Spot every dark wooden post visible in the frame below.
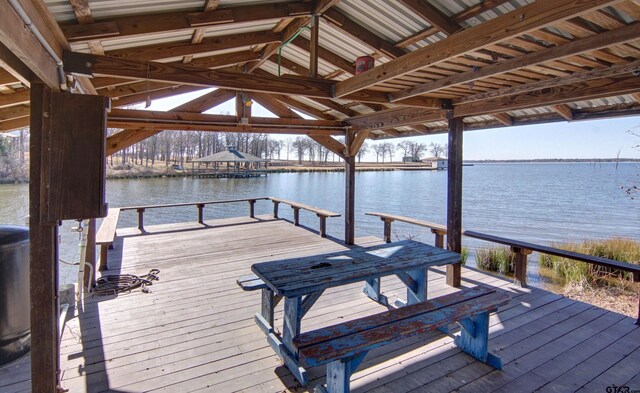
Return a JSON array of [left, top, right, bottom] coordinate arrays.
[[632, 272, 639, 325], [29, 83, 60, 393], [137, 208, 145, 231], [318, 215, 327, 237], [272, 200, 280, 218], [84, 219, 97, 289], [309, 15, 319, 77], [511, 246, 532, 287], [446, 116, 464, 287], [248, 199, 256, 218], [382, 218, 393, 243], [197, 203, 205, 224], [432, 228, 446, 249], [345, 133, 356, 245], [292, 207, 300, 226]]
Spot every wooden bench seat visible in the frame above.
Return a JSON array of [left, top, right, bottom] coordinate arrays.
[[293, 286, 510, 393], [269, 197, 340, 237], [236, 274, 267, 291], [95, 208, 120, 270]]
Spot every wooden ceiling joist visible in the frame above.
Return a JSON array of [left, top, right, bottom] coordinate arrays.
[[398, 0, 462, 36], [390, 21, 640, 101], [250, 92, 302, 119], [69, 0, 93, 24], [309, 135, 346, 159], [333, 0, 621, 98], [346, 107, 449, 131], [322, 8, 406, 59], [551, 104, 575, 120], [112, 85, 204, 108], [454, 73, 640, 117], [62, 2, 312, 42], [0, 90, 30, 109]]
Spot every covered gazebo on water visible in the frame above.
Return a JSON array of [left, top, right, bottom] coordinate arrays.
[[189, 146, 269, 178]]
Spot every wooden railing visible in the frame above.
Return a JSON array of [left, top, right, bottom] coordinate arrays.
[[270, 197, 340, 238], [366, 211, 640, 324], [119, 197, 271, 231]]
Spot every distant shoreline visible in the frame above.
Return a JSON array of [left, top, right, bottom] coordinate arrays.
[[464, 158, 640, 163]]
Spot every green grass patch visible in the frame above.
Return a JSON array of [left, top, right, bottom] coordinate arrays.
[[540, 238, 640, 287], [475, 246, 516, 276]]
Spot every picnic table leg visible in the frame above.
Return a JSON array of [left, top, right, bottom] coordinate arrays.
[[394, 268, 427, 307], [317, 352, 368, 393], [363, 278, 390, 307], [265, 296, 308, 386], [454, 310, 502, 369], [254, 288, 281, 335]]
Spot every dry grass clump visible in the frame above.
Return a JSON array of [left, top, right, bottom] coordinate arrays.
[[540, 238, 640, 286], [475, 246, 516, 276]]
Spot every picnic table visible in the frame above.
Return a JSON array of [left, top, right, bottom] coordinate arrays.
[[250, 239, 462, 385]]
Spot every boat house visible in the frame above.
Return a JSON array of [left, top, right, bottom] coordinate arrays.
[[1, 0, 640, 392]]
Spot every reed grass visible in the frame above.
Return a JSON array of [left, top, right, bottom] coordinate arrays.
[[475, 246, 516, 275], [540, 238, 640, 287]]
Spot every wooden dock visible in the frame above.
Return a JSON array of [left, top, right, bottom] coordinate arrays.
[[1, 216, 639, 392]]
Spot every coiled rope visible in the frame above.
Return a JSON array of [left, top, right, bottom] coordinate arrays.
[[93, 269, 160, 296]]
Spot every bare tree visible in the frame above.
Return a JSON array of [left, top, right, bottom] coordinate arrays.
[[357, 141, 370, 163], [372, 143, 385, 163], [397, 140, 412, 159], [429, 142, 447, 158]]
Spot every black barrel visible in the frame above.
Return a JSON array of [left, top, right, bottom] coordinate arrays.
[[0, 225, 30, 366]]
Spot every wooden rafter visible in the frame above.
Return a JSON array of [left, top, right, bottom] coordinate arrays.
[[183, 0, 220, 64], [322, 8, 406, 58], [345, 107, 449, 131], [250, 92, 302, 119], [64, 52, 442, 108], [454, 73, 640, 117], [458, 58, 640, 104], [398, 0, 461, 36], [309, 135, 346, 159], [313, 0, 341, 15], [492, 113, 513, 126], [106, 88, 236, 154], [550, 104, 574, 120], [391, 22, 640, 101], [61, 2, 312, 42], [347, 130, 370, 156], [0, 89, 30, 109], [112, 85, 204, 108], [334, 0, 621, 98]]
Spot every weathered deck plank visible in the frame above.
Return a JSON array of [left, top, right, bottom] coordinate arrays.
[[2, 216, 638, 393]]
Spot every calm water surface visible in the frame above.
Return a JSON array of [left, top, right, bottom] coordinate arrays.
[[1, 162, 638, 286]]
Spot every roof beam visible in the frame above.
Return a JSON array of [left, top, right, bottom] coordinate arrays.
[[390, 22, 640, 101], [107, 30, 281, 62], [112, 85, 204, 108], [246, 17, 312, 73], [345, 106, 449, 131], [309, 135, 346, 159], [322, 8, 406, 58], [250, 92, 302, 119], [313, 0, 341, 15], [334, 0, 621, 98], [398, 0, 461, 36], [0, 1, 59, 89], [454, 73, 640, 117], [550, 104, 574, 120], [183, 0, 220, 64], [64, 51, 334, 98], [0, 89, 30, 109], [492, 113, 513, 126], [62, 2, 312, 42], [106, 88, 235, 154], [347, 130, 370, 156], [458, 58, 640, 104]]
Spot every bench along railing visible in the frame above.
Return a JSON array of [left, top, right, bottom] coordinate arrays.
[[95, 197, 340, 270], [464, 230, 640, 325], [119, 197, 271, 231], [270, 197, 340, 238], [366, 212, 640, 324], [365, 212, 447, 247]]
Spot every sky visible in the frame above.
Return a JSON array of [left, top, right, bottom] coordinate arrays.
[[138, 88, 640, 162]]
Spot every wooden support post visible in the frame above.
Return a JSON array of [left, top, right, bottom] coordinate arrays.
[[29, 83, 60, 393], [292, 207, 300, 226], [309, 15, 319, 77], [99, 244, 108, 271], [318, 214, 327, 237], [634, 273, 640, 325], [248, 199, 256, 218], [511, 246, 532, 287], [432, 228, 445, 249], [197, 203, 205, 224], [84, 219, 97, 289], [446, 116, 463, 287], [383, 218, 392, 243], [273, 200, 280, 218], [137, 208, 145, 231], [344, 133, 355, 245]]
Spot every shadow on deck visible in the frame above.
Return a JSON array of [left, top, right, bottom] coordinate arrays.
[[2, 215, 639, 393]]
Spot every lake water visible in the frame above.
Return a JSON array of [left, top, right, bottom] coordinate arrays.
[[1, 162, 638, 286]]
